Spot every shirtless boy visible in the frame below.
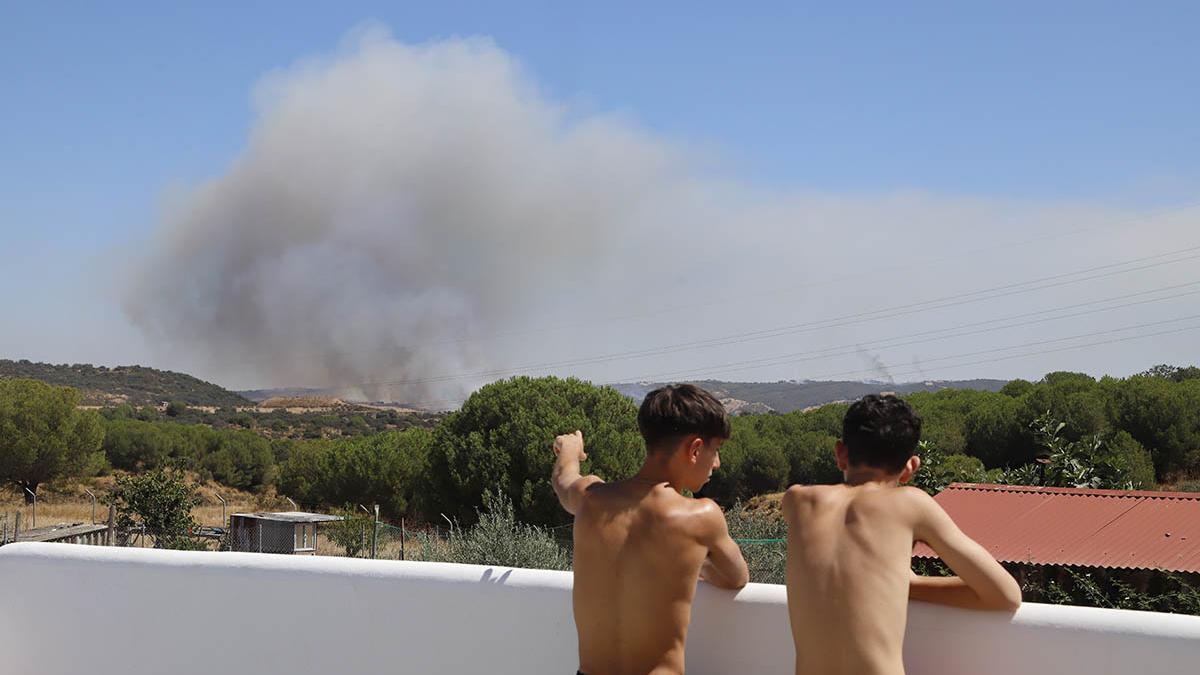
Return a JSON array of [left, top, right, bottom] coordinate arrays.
[[552, 384, 750, 675], [782, 394, 1021, 675]]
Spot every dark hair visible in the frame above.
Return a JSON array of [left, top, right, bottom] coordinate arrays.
[[841, 394, 922, 472], [638, 384, 731, 451]]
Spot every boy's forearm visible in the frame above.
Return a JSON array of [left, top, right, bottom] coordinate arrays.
[[909, 574, 1021, 611], [552, 455, 583, 498]]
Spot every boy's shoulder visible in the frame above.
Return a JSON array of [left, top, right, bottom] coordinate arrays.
[[782, 483, 930, 512], [782, 483, 834, 503], [780, 484, 840, 519]]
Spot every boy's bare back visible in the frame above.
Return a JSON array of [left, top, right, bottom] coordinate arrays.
[[571, 481, 731, 674], [783, 484, 924, 675], [783, 483, 1021, 675]]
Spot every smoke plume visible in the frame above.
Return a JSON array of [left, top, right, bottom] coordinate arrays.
[[124, 29, 700, 403], [125, 27, 1200, 405]]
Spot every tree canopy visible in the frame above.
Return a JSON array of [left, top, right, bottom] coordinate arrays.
[[0, 378, 104, 501], [424, 377, 644, 526]]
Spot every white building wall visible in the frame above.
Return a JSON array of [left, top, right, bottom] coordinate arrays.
[[1, 542, 1198, 675]]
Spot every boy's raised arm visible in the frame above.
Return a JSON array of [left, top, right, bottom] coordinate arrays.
[[909, 489, 1022, 612], [551, 431, 603, 515]]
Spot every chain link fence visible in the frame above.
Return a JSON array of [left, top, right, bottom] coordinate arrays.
[[315, 498, 789, 584]]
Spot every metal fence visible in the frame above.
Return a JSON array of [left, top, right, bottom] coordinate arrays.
[[315, 516, 788, 584]]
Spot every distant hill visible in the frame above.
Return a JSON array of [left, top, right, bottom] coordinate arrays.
[[0, 359, 251, 408], [611, 378, 1009, 414], [238, 386, 439, 411], [243, 378, 1009, 413], [238, 386, 340, 402]]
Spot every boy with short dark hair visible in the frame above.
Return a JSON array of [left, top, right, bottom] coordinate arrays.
[[782, 394, 1020, 675], [552, 383, 749, 675]]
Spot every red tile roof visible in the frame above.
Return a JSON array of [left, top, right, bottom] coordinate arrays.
[[912, 483, 1200, 572]]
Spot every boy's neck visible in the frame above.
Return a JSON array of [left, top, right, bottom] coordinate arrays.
[[842, 466, 903, 487], [632, 457, 685, 494]]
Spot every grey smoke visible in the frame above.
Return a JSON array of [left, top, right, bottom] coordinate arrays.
[[124, 30, 696, 404], [124, 27, 1200, 404], [856, 346, 895, 385]]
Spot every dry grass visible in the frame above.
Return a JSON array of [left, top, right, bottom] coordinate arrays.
[[0, 474, 280, 534]]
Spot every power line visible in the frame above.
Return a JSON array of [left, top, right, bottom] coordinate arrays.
[[343, 316, 1200, 411], [617, 315, 1200, 399], [352, 244, 1200, 387], [617, 282, 1200, 382], [424, 200, 1200, 347]]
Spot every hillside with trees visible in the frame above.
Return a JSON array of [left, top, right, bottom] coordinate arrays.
[[0, 359, 251, 407], [4, 366, 1199, 523], [6, 368, 1197, 614]]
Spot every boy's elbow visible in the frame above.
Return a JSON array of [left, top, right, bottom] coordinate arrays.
[[716, 572, 749, 591], [731, 561, 751, 589], [989, 580, 1023, 612], [1000, 584, 1023, 612]]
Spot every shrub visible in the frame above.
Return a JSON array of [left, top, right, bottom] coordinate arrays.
[[107, 469, 200, 549], [436, 491, 570, 571]]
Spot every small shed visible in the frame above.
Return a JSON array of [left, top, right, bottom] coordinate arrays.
[[228, 511, 342, 555]]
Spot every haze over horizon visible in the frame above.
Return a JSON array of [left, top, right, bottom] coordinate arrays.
[[3, 4, 1198, 407]]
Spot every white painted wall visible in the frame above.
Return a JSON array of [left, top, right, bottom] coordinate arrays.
[[1, 542, 1198, 675]]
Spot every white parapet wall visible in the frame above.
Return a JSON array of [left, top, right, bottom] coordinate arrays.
[[2, 542, 1199, 674]]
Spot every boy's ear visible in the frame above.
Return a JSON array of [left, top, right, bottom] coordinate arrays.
[[686, 436, 704, 464], [834, 440, 850, 472], [897, 455, 921, 484]]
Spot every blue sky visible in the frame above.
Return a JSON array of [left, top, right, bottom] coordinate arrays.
[[2, 2, 1198, 397]]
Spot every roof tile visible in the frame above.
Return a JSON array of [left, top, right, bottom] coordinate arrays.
[[912, 483, 1200, 572]]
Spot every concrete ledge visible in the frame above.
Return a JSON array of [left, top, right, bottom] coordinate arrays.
[[1, 542, 1198, 674]]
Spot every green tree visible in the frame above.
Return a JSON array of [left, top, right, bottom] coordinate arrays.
[[1020, 372, 1108, 440], [0, 379, 105, 502], [107, 469, 200, 549], [102, 419, 170, 471], [1107, 375, 1200, 480], [911, 441, 993, 495], [963, 395, 1030, 467], [1140, 364, 1200, 382], [201, 429, 275, 490], [999, 379, 1034, 398], [425, 377, 642, 526], [1010, 413, 1154, 489], [781, 430, 841, 486], [324, 505, 374, 557], [278, 429, 432, 519]]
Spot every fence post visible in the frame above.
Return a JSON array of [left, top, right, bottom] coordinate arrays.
[[14, 511, 21, 541], [24, 488, 36, 529], [371, 504, 379, 559], [214, 492, 227, 527], [107, 504, 116, 546], [399, 518, 405, 561], [84, 489, 96, 524]]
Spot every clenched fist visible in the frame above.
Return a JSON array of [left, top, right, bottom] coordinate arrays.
[[553, 430, 587, 461]]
